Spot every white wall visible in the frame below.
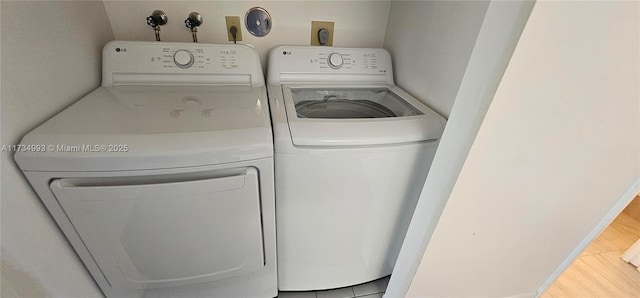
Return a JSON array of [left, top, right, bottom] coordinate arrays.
[[383, 1, 489, 117], [103, 0, 391, 71], [0, 1, 114, 297], [384, 1, 534, 297], [405, 1, 640, 297]]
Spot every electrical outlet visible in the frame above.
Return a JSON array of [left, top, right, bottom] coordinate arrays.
[[311, 21, 334, 46], [225, 16, 243, 42]]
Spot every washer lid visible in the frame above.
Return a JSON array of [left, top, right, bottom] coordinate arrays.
[[15, 85, 272, 172], [291, 88, 422, 119], [282, 85, 446, 147]]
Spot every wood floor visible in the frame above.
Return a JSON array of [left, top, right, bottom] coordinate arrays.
[[542, 203, 640, 297]]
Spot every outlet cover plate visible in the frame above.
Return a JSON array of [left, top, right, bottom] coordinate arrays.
[[311, 21, 334, 46], [225, 16, 243, 42]]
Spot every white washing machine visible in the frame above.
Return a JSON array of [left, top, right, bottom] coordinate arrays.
[[15, 41, 277, 298], [267, 46, 446, 291]]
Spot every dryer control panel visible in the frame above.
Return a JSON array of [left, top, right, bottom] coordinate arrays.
[[102, 41, 264, 87], [267, 46, 393, 85]]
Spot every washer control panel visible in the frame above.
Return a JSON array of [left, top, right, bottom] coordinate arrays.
[[308, 51, 383, 71], [103, 41, 264, 86], [268, 46, 392, 84]]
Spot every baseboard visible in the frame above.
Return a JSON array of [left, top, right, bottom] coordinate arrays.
[[622, 195, 640, 222]]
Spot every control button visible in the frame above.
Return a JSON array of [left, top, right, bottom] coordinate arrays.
[[173, 50, 194, 68], [183, 96, 202, 107], [327, 53, 344, 69]]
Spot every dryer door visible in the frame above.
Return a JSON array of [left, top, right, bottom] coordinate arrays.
[[50, 168, 264, 290]]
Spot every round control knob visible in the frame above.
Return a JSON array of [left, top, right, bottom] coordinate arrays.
[[327, 53, 344, 69], [173, 50, 194, 68]]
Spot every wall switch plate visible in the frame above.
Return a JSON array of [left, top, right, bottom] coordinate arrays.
[[225, 16, 243, 42], [311, 21, 334, 46]]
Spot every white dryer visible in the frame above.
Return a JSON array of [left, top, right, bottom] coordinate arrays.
[[267, 46, 446, 291], [15, 41, 277, 298]]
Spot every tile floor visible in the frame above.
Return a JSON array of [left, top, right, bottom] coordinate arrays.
[[277, 275, 389, 298]]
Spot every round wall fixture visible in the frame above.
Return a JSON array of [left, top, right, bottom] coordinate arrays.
[[245, 7, 272, 37]]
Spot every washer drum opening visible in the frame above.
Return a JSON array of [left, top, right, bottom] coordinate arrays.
[[295, 99, 396, 118]]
